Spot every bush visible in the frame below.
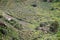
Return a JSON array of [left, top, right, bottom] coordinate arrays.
[[49, 21, 59, 33], [0, 15, 3, 18]]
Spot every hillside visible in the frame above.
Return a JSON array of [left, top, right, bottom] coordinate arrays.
[[0, 0, 60, 40]]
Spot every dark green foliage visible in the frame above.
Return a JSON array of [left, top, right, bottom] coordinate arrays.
[[50, 8, 55, 11], [0, 15, 3, 18], [43, 0, 47, 2], [0, 29, 7, 35], [0, 24, 7, 35], [35, 21, 59, 34], [40, 22, 48, 27], [49, 21, 59, 33], [31, 4, 37, 7]]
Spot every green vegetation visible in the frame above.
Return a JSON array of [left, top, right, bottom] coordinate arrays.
[[0, 0, 60, 40]]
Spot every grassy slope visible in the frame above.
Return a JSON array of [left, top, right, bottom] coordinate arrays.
[[0, 0, 60, 40]]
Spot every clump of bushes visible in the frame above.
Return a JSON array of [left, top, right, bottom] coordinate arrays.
[[0, 29, 7, 35], [35, 20, 59, 33], [0, 22, 7, 35], [31, 4, 37, 7], [49, 21, 59, 33]]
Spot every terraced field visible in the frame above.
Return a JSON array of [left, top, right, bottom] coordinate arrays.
[[0, 0, 60, 40]]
